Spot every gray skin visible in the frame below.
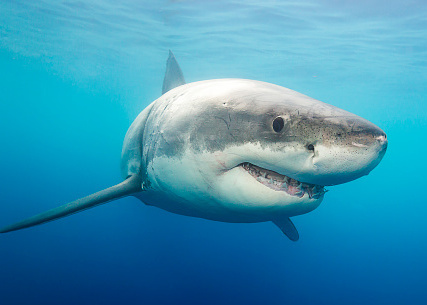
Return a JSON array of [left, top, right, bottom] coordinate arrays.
[[0, 52, 387, 241], [124, 79, 386, 183], [121, 78, 387, 225]]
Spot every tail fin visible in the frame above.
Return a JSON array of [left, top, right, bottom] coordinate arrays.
[[0, 175, 142, 233]]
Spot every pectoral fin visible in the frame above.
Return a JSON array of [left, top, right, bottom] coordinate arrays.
[[273, 217, 299, 241], [0, 175, 142, 233]]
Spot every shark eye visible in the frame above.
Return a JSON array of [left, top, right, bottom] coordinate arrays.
[[307, 144, 315, 151], [272, 117, 284, 133]]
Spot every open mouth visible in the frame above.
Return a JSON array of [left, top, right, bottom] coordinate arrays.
[[240, 162, 326, 199]]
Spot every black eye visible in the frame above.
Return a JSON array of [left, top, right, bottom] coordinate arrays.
[[272, 117, 284, 133], [307, 144, 314, 151]]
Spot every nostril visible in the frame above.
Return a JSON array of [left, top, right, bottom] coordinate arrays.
[[376, 135, 387, 144], [375, 134, 388, 153]]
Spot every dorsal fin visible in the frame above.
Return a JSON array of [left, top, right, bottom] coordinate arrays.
[[0, 175, 142, 233], [162, 50, 186, 94], [273, 217, 299, 241]]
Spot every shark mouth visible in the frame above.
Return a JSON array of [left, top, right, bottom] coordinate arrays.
[[240, 162, 326, 199]]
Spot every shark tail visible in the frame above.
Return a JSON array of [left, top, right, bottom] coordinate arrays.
[[0, 175, 142, 233]]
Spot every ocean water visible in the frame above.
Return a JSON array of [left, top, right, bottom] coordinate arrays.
[[0, 1, 426, 304]]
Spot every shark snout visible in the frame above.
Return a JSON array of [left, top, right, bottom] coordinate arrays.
[[348, 120, 387, 151], [367, 128, 387, 155], [298, 123, 388, 186], [376, 133, 387, 149], [376, 134, 387, 143], [376, 133, 388, 160]]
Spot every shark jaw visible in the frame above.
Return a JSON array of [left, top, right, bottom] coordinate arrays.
[[240, 162, 327, 199]]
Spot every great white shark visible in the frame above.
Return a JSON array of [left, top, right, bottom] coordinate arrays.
[[0, 51, 387, 241]]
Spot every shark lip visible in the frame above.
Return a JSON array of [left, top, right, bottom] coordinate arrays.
[[240, 162, 326, 199]]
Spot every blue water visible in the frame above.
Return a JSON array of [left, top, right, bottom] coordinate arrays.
[[1, 1, 426, 304]]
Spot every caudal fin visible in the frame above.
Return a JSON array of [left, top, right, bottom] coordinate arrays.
[[0, 175, 142, 233]]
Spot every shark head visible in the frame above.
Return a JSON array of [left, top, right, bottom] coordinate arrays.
[[139, 79, 387, 222]]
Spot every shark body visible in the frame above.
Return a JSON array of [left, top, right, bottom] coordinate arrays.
[[0, 51, 387, 241]]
